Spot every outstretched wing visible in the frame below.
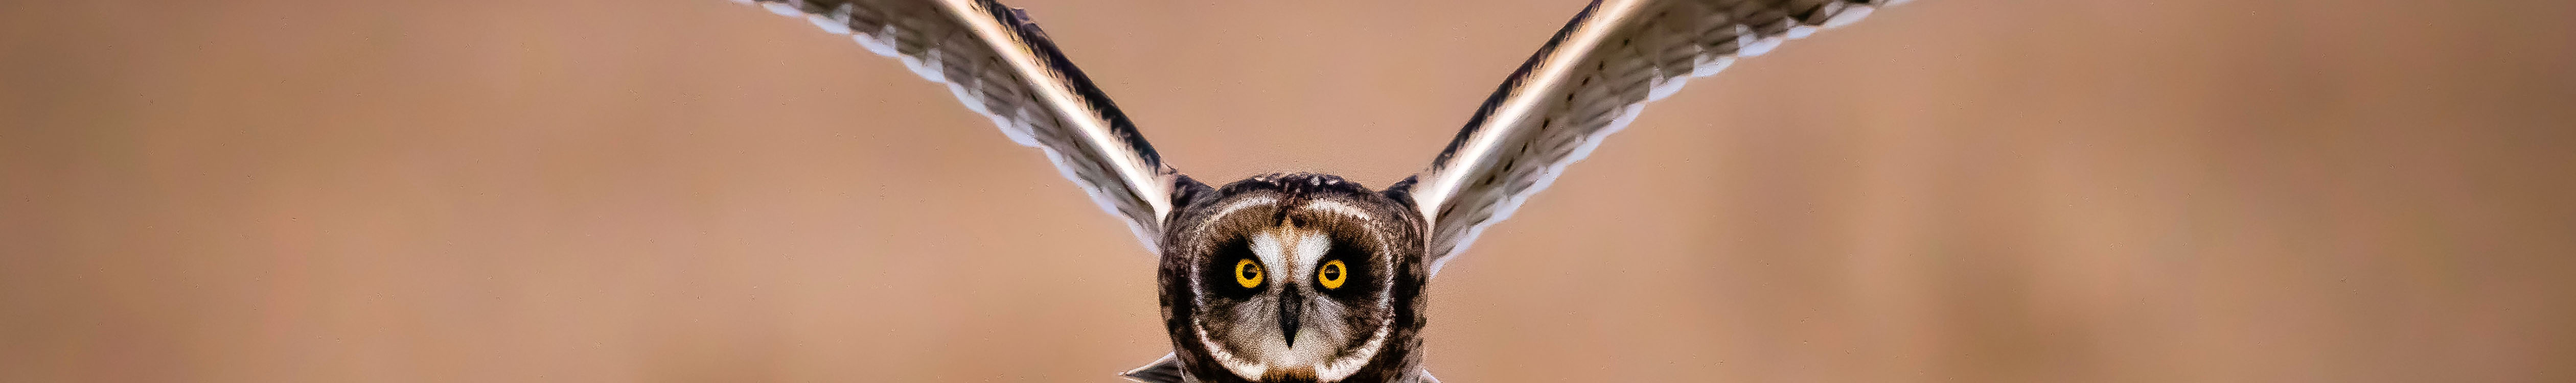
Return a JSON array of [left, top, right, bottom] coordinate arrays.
[[1389, 0, 1900, 274], [727, 0, 1199, 252]]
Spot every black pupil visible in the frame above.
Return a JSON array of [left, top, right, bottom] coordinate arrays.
[[1241, 265, 1257, 279], [1323, 265, 1341, 279]]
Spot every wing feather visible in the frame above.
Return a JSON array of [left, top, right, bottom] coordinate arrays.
[[1392, 0, 1903, 274], [729, 0, 1199, 253]]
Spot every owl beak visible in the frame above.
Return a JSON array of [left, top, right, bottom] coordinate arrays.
[[1278, 288, 1303, 348]]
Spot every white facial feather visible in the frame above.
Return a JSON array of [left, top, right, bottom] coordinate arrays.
[[1200, 226, 1388, 381]]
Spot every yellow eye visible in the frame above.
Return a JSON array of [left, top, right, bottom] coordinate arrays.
[[1233, 259, 1263, 288], [1318, 260, 1347, 289]]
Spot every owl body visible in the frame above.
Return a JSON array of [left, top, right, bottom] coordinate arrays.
[[1154, 174, 1431, 382]]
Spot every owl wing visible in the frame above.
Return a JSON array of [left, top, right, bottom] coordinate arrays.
[[729, 0, 1200, 253], [1389, 0, 1899, 274], [1119, 353, 1182, 383]]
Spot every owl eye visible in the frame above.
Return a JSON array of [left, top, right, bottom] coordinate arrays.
[[1233, 259, 1264, 289], [1317, 260, 1347, 290]]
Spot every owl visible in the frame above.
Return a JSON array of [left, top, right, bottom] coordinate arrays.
[[726, 0, 1899, 381]]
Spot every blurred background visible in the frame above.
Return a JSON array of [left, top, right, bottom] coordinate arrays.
[[5, 0, 2572, 381]]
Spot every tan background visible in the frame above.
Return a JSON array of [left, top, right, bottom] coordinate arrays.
[[5, 0, 2573, 381]]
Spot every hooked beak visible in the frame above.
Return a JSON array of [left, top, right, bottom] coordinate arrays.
[[1278, 287, 1302, 348]]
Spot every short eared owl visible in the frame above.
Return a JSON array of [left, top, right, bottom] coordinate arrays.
[[726, 1, 1901, 381]]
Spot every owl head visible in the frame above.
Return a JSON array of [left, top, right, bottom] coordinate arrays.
[[1157, 173, 1430, 382]]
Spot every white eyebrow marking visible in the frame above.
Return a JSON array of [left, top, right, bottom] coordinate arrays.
[[1249, 231, 1289, 279], [1287, 229, 1329, 276]]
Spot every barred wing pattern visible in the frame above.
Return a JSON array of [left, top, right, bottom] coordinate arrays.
[[1394, 0, 1899, 274], [728, 0, 1194, 252]]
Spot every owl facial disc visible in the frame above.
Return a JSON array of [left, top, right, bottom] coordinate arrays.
[[1201, 227, 1389, 380], [1159, 173, 1427, 382]]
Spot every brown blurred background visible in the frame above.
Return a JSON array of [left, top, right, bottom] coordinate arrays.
[[5, 0, 2573, 381]]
